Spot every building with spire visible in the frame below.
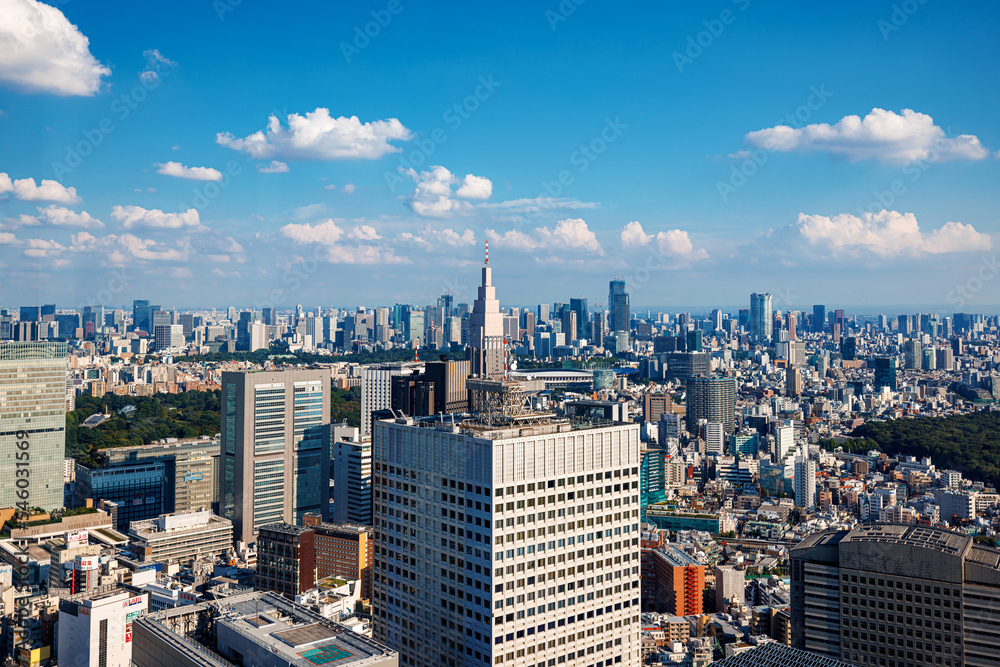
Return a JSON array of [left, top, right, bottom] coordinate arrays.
[[468, 241, 505, 379]]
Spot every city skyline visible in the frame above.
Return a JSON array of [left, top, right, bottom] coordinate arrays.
[[2, 2, 1000, 308]]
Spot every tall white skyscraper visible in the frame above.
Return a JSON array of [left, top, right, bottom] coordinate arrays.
[[332, 425, 372, 525], [360, 362, 422, 437], [468, 242, 505, 379], [774, 425, 794, 464], [794, 457, 816, 509], [0, 341, 67, 511], [704, 422, 725, 455], [220, 368, 331, 545], [371, 413, 643, 667]]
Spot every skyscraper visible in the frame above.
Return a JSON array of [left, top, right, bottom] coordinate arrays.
[[686, 375, 737, 435], [332, 428, 372, 525], [872, 357, 897, 391], [371, 413, 642, 667], [468, 243, 505, 379], [609, 279, 630, 333], [569, 297, 589, 341], [220, 368, 331, 545], [793, 457, 816, 508], [132, 299, 150, 333], [749, 293, 773, 343], [0, 341, 67, 511], [812, 304, 826, 333]]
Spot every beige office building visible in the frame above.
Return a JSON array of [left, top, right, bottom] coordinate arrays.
[[220, 368, 331, 545]]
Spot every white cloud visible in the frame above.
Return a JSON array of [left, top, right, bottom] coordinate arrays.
[[323, 184, 337, 191], [0, 232, 17, 244], [745, 108, 990, 164], [33, 204, 103, 228], [69, 230, 187, 264], [257, 160, 289, 173], [398, 225, 476, 248], [620, 221, 651, 247], [155, 161, 223, 181], [323, 245, 408, 265], [23, 238, 65, 257], [791, 210, 991, 256], [455, 174, 492, 200], [487, 218, 603, 255], [281, 219, 344, 245], [653, 229, 709, 259], [342, 183, 356, 195], [480, 196, 600, 212], [168, 266, 192, 278], [0, 173, 81, 203], [0, 0, 110, 96], [110, 205, 205, 231], [348, 225, 381, 241], [403, 166, 493, 217], [139, 49, 176, 84], [217, 109, 412, 161]]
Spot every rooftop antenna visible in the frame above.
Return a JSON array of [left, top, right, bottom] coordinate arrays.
[[485, 240, 489, 265], [413, 347, 419, 362]]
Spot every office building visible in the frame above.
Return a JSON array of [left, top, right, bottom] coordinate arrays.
[[794, 457, 816, 508], [361, 362, 423, 437], [872, 357, 898, 392], [371, 408, 642, 667], [715, 565, 745, 612], [663, 351, 711, 383], [791, 523, 1000, 666], [468, 248, 505, 379], [904, 339, 922, 370], [569, 297, 589, 341], [750, 293, 773, 342], [643, 392, 672, 424], [313, 522, 373, 598], [812, 305, 826, 333], [58, 588, 148, 667], [424, 358, 471, 415], [0, 341, 67, 511], [332, 427, 373, 525], [75, 461, 166, 531], [128, 510, 233, 566], [712, 642, 854, 667], [132, 591, 398, 667], [785, 366, 803, 396], [686, 375, 737, 435], [609, 279, 630, 334], [642, 546, 704, 616], [640, 446, 667, 508], [105, 438, 219, 515], [257, 523, 316, 597], [220, 368, 331, 545]]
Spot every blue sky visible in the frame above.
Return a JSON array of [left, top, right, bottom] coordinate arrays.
[[2, 0, 999, 313]]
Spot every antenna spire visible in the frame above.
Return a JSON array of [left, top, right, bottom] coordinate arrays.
[[485, 240, 489, 265]]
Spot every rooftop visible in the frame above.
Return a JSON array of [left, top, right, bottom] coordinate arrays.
[[712, 642, 856, 667], [654, 545, 701, 568]]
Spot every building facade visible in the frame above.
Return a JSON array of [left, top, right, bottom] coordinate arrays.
[[256, 523, 315, 598], [372, 413, 643, 667], [0, 341, 67, 511], [220, 368, 331, 545]]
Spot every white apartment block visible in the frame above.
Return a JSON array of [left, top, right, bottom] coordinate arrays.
[[371, 414, 643, 667]]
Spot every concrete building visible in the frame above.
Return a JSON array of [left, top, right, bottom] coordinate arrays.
[[313, 522, 373, 599], [0, 341, 67, 511], [132, 591, 397, 667], [643, 393, 672, 423], [791, 523, 1000, 666], [372, 410, 642, 667], [104, 438, 219, 515], [57, 587, 148, 667], [220, 368, 331, 545], [332, 426, 373, 526], [643, 546, 705, 616], [715, 565, 745, 612], [128, 510, 233, 565], [749, 293, 773, 343], [793, 458, 816, 509], [257, 523, 315, 597], [361, 362, 423, 437], [75, 460, 166, 531], [686, 376, 737, 435]]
